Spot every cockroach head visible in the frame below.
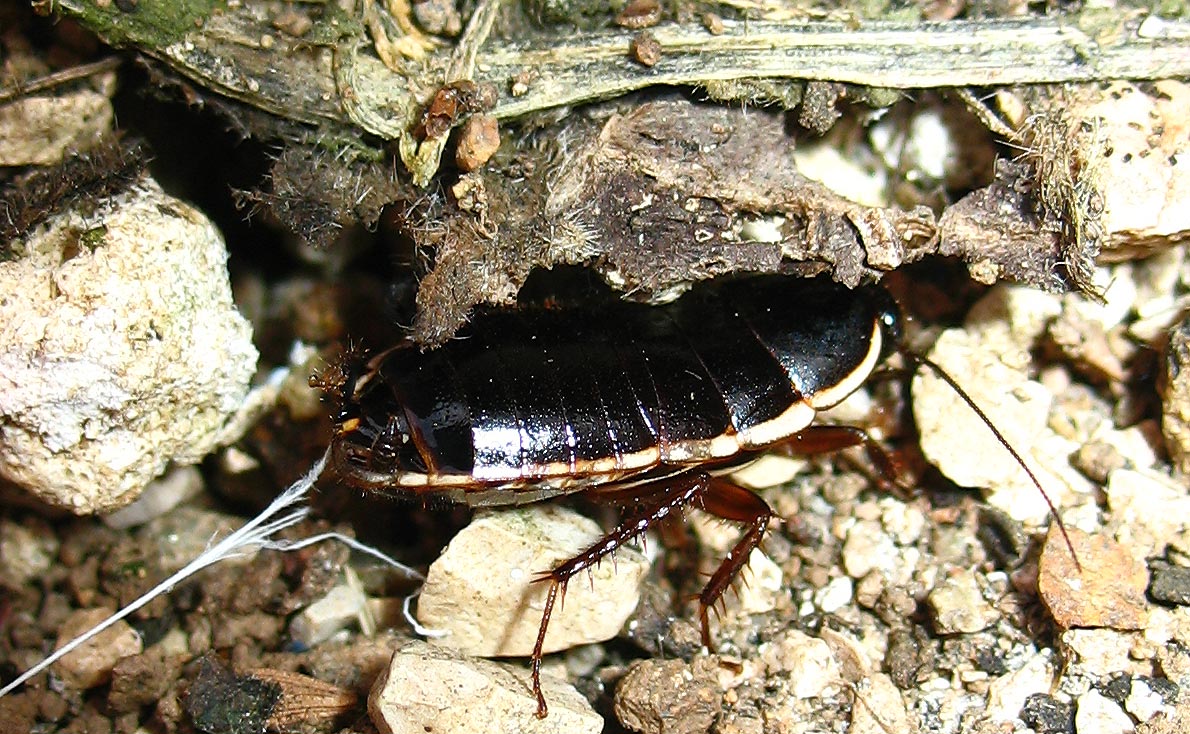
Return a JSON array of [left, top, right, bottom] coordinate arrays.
[[308, 343, 370, 424], [872, 286, 904, 362]]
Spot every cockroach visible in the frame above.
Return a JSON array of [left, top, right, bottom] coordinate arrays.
[[318, 274, 1065, 717]]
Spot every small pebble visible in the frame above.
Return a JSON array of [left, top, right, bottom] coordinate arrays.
[[985, 653, 1054, 723], [369, 641, 600, 734], [108, 648, 185, 713], [1148, 561, 1190, 606], [884, 624, 932, 689], [1020, 692, 1075, 734], [1106, 467, 1190, 559], [814, 576, 854, 614], [412, 0, 462, 36], [702, 13, 725, 35], [734, 548, 783, 615], [455, 114, 500, 172], [614, 657, 721, 734], [848, 673, 913, 734], [1161, 316, 1190, 456], [760, 630, 840, 698], [289, 581, 370, 647], [53, 608, 144, 689], [103, 465, 204, 529], [1123, 678, 1169, 722], [145, 506, 242, 574], [630, 31, 662, 67], [928, 568, 999, 634], [0, 517, 58, 585], [271, 9, 312, 37], [841, 520, 897, 579], [615, 0, 661, 29], [1062, 629, 1133, 677], [1074, 689, 1134, 734]]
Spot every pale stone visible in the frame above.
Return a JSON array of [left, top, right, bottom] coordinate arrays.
[[290, 582, 371, 647], [928, 567, 999, 634], [760, 630, 841, 699], [1074, 689, 1134, 734], [0, 180, 257, 513], [369, 641, 600, 734], [416, 505, 647, 656]]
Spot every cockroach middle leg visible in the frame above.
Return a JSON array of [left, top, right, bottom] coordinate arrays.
[[785, 424, 903, 493], [528, 470, 773, 717]]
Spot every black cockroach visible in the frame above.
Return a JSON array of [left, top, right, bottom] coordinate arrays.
[[317, 274, 1065, 717]]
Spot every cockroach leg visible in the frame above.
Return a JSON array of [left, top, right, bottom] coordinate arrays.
[[530, 471, 721, 717], [692, 478, 774, 648], [528, 470, 777, 716], [786, 424, 902, 491]]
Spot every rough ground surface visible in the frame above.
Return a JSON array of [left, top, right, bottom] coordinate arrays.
[[3, 257, 1190, 734], [3, 3, 1190, 734]]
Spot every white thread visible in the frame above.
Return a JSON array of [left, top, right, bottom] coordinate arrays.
[[0, 448, 329, 698]]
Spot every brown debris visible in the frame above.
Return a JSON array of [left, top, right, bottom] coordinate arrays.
[[409, 97, 940, 345], [234, 144, 410, 250], [1038, 525, 1149, 630], [455, 114, 501, 172], [702, 13, 725, 35], [1015, 109, 1104, 294], [613, 657, 723, 734], [413, 80, 498, 142], [271, 8, 314, 38], [616, 0, 662, 30], [185, 655, 281, 734], [249, 667, 359, 729], [798, 81, 846, 134], [938, 159, 1070, 291], [630, 32, 663, 68], [0, 136, 149, 250]]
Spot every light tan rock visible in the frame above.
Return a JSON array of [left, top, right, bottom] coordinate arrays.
[[53, 607, 143, 689], [0, 179, 257, 513], [369, 641, 600, 734], [416, 505, 648, 657]]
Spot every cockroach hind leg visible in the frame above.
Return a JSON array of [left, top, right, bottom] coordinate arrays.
[[530, 576, 563, 719], [527, 471, 715, 716]]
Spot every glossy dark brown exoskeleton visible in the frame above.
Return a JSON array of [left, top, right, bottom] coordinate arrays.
[[318, 274, 911, 716]]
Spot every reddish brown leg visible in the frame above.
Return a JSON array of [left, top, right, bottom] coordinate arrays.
[[530, 471, 712, 718], [786, 425, 901, 490], [693, 478, 774, 649]]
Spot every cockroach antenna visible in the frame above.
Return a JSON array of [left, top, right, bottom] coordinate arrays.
[[900, 348, 1082, 572]]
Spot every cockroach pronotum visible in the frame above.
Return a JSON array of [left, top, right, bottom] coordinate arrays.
[[317, 273, 1065, 717]]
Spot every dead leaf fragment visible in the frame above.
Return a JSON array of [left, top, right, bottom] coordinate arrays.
[[1038, 526, 1149, 630]]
